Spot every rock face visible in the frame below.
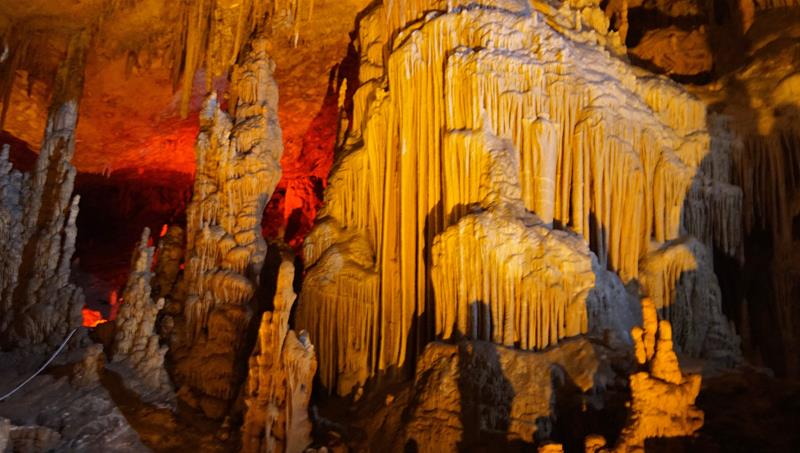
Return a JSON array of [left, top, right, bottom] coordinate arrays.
[[543, 298, 704, 453], [691, 9, 800, 376], [173, 31, 284, 418], [241, 259, 316, 453], [0, 32, 87, 352], [108, 227, 175, 407], [298, 0, 742, 395]]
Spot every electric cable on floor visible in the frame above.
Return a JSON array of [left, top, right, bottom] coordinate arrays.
[[0, 327, 80, 402]]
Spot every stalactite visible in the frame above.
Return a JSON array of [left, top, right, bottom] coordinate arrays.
[[241, 259, 316, 453], [297, 223, 379, 396], [298, 0, 744, 394], [108, 228, 175, 408], [175, 0, 317, 117], [173, 31, 283, 418], [0, 31, 88, 352]]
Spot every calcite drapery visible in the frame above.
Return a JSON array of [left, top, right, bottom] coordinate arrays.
[[108, 228, 175, 407], [0, 32, 87, 351], [241, 259, 316, 453], [298, 0, 742, 394], [430, 130, 595, 350], [173, 31, 284, 417]]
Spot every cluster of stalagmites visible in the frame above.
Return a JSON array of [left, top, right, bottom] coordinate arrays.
[[171, 30, 286, 418], [298, 0, 743, 396], [0, 35, 87, 353], [108, 228, 175, 407], [539, 298, 704, 453], [241, 258, 316, 453]]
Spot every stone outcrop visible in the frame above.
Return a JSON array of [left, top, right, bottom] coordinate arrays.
[[0, 352, 148, 451], [0, 32, 87, 352], [173, 31, 284, 418], [241, 259, 316, 453], [297, 0, 742, 395], [108, 228, 175, 407]]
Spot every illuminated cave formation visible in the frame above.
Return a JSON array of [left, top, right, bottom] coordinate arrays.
[[1, 1, 800, 452]]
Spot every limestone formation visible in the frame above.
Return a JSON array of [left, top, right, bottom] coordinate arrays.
[[543, 298, 704, 452], [629, 27, 713, 76], [0, 32, 87, 352], [241, 259, 316, 453], [691, 15, 800, 375], [174, 31, 284, 417], [108, 228, 175, 407], [611, 297, 704, 451], [639, 237, 741, 363], [298, 0, 742, 394], [177, 0, 317, 116], [430, 130, 596, 351], [70, 343, 104, 388]]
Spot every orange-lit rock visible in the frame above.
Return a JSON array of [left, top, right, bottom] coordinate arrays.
[[81, 307, 106, 328], [1, 0, 799, 450], [612, 297, 704, 451]]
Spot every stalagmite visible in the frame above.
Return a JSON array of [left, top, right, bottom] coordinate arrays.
[[0, 32, 88, 351], [173, 31, 284, 418], [241, 259, 316, 453], [298, 0, 743, 394], [547, 298, 705, 452], [108, 228, 175, 407], [610, 297, 704, 452]]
